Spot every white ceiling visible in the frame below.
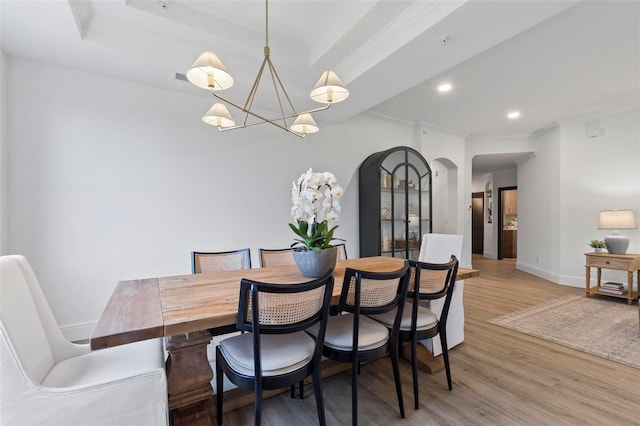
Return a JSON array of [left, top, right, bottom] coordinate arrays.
[[1, 0, 638, 171]]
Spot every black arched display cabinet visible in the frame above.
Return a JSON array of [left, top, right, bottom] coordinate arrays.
[[359, 146, 432, 260]]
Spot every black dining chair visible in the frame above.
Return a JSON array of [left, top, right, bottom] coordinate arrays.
[[191, 248, 252, 273], [369, 256, 459, 409], [215, 271, 334, 426], [307, 262, 410, 425]]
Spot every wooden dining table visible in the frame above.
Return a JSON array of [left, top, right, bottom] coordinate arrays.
[[91, 256, 479, 421]]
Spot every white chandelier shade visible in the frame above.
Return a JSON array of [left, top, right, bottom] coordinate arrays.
[[311, 71, 349, 104], [290, 113, 319, 134], [202, 103, 235, 128], [186, 52, 234, 91]]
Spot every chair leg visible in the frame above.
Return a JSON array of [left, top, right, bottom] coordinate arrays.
[[390, 341, 406, 418], [254, 386, 263, 426], [290, 384, 295, 399], [351, 356, 358, 426], [216, 355, 224, 426], [299, 380, 304, 399], [411, 335, 419, 409], [312, 369, 327, 426], [439, 332, 452, 391]]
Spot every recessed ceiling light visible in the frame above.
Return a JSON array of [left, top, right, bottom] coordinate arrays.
[[437, 83, 452, 92], [507, 111, 521, 119]]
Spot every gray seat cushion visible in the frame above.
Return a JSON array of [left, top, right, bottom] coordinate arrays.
[[219, 331, 315, 377], [369, 302, 438, 331], [308, 313, 389, 351]]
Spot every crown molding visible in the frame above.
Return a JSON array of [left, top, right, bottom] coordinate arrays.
[[363, 110, 417, 127], [338, 1, 467, 82], [68, 0, 93, 39], [556, 100, 640, 126], [530, 121, 560, 139], [419, 121, 468, 138]]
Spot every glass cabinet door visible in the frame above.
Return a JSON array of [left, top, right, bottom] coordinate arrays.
[[360, 147, 431, 261]]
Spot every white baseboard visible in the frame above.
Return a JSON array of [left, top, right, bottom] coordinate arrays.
[[517, 261, 559, 283], [517, 262, 588, 289], [60, 321, 96, 343], [558, 274, 586, 288], [483, 251, 497, 259]]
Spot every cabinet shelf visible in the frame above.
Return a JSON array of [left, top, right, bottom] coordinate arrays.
[[381, 187, 429, 193]]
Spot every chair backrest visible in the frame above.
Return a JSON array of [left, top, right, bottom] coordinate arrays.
[[1, 255, 59, 387], [335, 243, 348, 261], [192, 248, 252, 273], [418, 233, 463, 264], [259, 248, 295, 268], [338, 262, 410, 316], [236, 272, 335, 379], [237, 272, 334, 334], [408, 256, 459, 327]]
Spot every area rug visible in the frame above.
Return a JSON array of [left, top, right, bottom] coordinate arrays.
[[488, 295, 640, 369]]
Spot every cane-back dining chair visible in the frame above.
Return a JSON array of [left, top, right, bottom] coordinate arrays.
[[307, 262, 410, 425], [369, 256, 459, 409], [259, 248, 295, 268], [334, 243, 348, 261], [216, 272, 334, 426], [191, 248, 252, 273]]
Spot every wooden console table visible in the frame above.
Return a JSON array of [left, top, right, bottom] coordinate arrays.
[[585, 252, 640, 305]]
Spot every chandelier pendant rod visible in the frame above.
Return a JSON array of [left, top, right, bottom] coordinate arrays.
[[240, 54, 269, 127], [266, 58, 294, 129], [228, 0, 308, 132]]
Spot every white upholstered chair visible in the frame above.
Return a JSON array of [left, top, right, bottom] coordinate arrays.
[[418, 233, 465, 355], [0, 255, 168, 426]]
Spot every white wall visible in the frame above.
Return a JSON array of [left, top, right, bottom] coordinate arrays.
[[0, 50, 7, 255], [419, 125, 469, 266], [6, 57, 417, 339], [557, 108, 640, 287], [517, 107, 640, 289], [517, 126, 562, 281]]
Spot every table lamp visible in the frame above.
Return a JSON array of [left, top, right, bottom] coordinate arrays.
[[598, 210, 637, 254]]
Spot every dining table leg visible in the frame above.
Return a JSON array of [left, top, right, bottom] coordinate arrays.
[[165, 330, 214, 413]]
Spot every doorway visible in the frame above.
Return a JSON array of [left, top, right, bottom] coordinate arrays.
[[498, 187, 517, 259], [471, 192, 484, 254]]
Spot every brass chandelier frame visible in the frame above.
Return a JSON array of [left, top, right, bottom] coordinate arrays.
[[186, 0, 349, 138]]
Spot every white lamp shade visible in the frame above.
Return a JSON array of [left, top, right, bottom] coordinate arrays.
[[202, 103, 235, 128], [186, 52, 234, 90], [598, 210, 637, 229], [290, 113, 319, 134], [310, 71, 349, 104]]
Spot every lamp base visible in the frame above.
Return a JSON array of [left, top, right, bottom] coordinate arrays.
[[604, 235, 629, 255]]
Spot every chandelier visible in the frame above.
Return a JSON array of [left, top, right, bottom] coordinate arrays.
[[185, 0, 349, 138]]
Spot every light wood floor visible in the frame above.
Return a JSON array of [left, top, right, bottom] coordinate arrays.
[[219, 256, 640, 425]]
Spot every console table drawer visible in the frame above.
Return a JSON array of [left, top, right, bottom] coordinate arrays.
[[587, 256, 629, 270]]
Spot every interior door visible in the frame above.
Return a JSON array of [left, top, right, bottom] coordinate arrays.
[[471, 192, 484, 254]]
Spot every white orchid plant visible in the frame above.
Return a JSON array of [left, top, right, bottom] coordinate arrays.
[[289, 168, 344, 251]]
